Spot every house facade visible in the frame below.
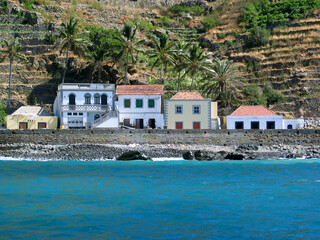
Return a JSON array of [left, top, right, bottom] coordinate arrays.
[[5, 106, 57, 130], [116, 85, 164, 129], [53, 83, 119, 129], [164, 92, 219, 130], [226, 106, 304, 129]]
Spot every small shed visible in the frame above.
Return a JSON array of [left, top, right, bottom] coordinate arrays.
[[5, 106, 58, 130]]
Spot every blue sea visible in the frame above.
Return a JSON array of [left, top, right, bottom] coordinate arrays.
[[1, 159, 320, 239]]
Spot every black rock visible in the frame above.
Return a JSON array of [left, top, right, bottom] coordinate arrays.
[[182, 151, 193, 160], [194, 150, 213, 161], [225, 152, 245, 160], [236, 144, 259, 152], [116, 151, 150, 161]]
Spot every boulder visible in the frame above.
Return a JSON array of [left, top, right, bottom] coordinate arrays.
[[182, 151, 193, 160], [194, 150, 213, 161], [116, 151, 150, 161], [224, 152, 245, 160], [236, 144, 259, 152]]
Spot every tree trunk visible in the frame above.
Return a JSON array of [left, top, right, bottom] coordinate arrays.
[[160, 63, 163, 84], [177, 71, 181, 92], [124, 51, 129, 85], [190, 73, 195, 91], [98, 65, 101, 83], [62, 49, 69, 84], [7, 55, 13, 108]]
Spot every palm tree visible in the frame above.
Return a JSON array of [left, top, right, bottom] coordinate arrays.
[[173, 41, 190, 91], [149, 33, 176, 84], [119, 24, 144, 85], [87, 47, 110, 83], [0, 37, 27, 107], [201, 58, 240, 104], [56, 17, 90, 83], [181, 43, 213, 91]]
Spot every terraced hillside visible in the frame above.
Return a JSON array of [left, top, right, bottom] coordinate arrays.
[[203, 0, 320, 117]]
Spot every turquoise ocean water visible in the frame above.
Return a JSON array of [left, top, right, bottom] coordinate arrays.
[[1, 159, 320, 239]]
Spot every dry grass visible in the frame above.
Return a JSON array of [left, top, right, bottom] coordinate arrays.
[[271, 31, 319, 40], [273, 25, 320, 33]]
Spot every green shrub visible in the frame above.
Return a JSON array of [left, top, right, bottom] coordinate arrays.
[[0, 102, 6, 125], [190, 6, 205, 16], [263, 83, 286, 106], [88, 0, 104, 10], [242, 84, 267, 105], [159, 16, 171, 27], [245, 26, 270, 48], [21, 0, 36, 10], [169, 4, 206, 16], [241, 0, 320, 29], [202, 13, 220, 30]]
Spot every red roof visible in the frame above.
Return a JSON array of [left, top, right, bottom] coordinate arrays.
[[230, 106, 278, 116], [170, 92, 205, 100], [116, 85, 163, 95]]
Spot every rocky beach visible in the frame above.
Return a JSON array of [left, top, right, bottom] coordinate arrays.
[[0, 129, 319, 161]]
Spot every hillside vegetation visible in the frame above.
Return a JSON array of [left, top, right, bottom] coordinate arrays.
[[0, 0, 319, 117]]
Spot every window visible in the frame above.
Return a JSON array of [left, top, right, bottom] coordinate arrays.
[[193, 122, 200, 129], [148, 99, 155, 108], [193, 105, 200, 114], [124, 99, 131, 108], [267, 121, 275, 129], [101, 94, 108, 105], [85, 93, 91, 104], [235, 121, 244, 129], [175, 105, 183, 114], [69, 94, 75, 105], [73, 113, 77, 116], [175, 122, 183, 129], [94, 114, 100, 121], [79, 113, 83, 116], [38, 122, 47, 129], [124, 119, 130, 126], [67, 112, 72, 116], [251, 121, 260, 129], [136, 99, 143, 108], [287, 124, 293, 129], [94, 93, 100, 104]]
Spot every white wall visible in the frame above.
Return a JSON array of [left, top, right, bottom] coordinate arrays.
[[227, 116, 283, 129], [117, 95, 163, 128], [283, 119, 304, 129]]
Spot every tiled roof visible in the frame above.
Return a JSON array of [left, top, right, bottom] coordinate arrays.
[[116, 85, 163, 95], [11, 106, 43, 117], [170, 92, 205, 100], [230, 106, 279, 116]]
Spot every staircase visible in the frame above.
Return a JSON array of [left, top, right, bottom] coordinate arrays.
[[92, 106, 119, 128]]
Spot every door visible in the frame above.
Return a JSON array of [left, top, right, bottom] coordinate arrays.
[[135, 119, 144, 129], [175, 122, 183, 129], [19, 122, 28, 130], [148, 119, 156, 129], [124, 119, 130, 127], [193, 122, 200, 129], [38, 122, 47, 129]]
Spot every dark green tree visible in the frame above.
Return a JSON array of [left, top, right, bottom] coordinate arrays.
[[181, 43, 213, 91], [56, 17, 90, 83], [173, 41, 190, 91], [149, 33, 176, 84], [119, 24, 144, 84], [0, 37, 27, 107]]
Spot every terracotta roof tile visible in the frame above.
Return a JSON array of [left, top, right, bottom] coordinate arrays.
[[116, 85, 163, 95], [230, 106, 279, 116], [170, 92, 205, 100]]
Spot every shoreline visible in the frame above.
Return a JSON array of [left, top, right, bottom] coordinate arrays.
[[1, 142, 319, 161]]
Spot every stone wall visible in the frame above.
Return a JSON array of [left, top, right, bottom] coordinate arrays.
[[0, 129, 319, 146]]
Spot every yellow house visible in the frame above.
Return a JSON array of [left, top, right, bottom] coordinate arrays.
[[5, 106, 58, 130], [164, 92, 219, 130]]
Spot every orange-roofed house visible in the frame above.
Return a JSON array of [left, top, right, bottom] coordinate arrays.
[[164, 92, 219, 130], [226, 106, 304, 129], [116, 85, 164, 129]]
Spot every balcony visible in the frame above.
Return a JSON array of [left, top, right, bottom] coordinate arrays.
[[61, 105, 110, 112]]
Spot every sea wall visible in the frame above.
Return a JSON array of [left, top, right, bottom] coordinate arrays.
[[0, 129, 319, 146]]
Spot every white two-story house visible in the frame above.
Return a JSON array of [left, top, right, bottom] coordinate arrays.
[[116, 85, 164, 129], [53, 83, 119, 129]]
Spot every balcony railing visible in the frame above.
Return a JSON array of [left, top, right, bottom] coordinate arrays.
[[61, 105, 110, 112]]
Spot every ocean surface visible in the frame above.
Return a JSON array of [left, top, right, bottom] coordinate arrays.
[[1, 159, 320, 240]]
